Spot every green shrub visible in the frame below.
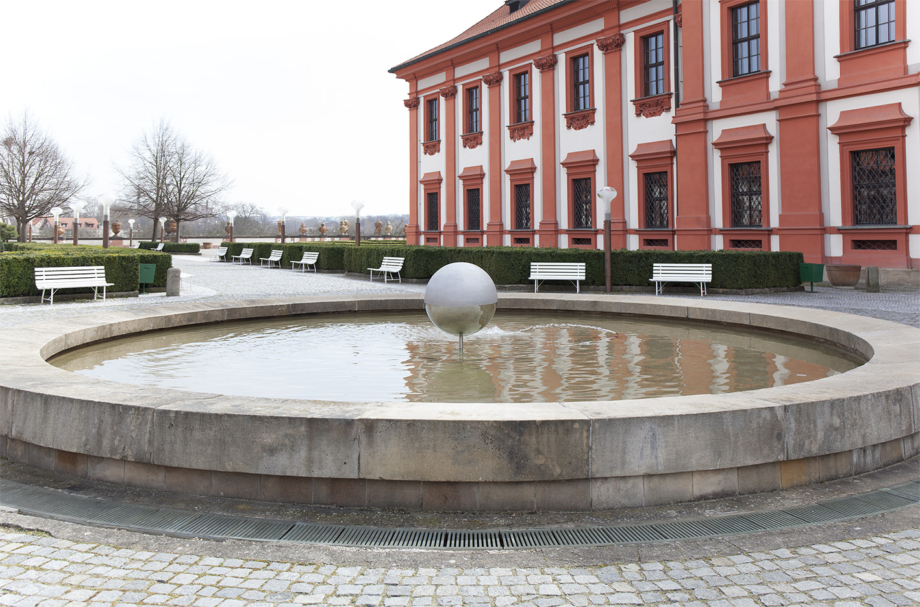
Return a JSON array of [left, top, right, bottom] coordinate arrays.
[[219, 241, 801, 289], [138, 241, 200, 253], [0, 245, 172, 298]]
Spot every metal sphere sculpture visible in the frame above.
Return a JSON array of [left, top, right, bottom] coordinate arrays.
[[424, 262, 497, 353]]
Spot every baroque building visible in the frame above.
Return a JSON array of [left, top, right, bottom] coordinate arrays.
[[390, 0, 919, 268]]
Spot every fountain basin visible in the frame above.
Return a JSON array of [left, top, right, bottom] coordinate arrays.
[[1, 294, 917, 512]]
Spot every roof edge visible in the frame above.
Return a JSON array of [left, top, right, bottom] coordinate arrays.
[[388, 0, 579, 76]]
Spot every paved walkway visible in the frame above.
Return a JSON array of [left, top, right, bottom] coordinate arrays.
[[1, 254, 918, 606]]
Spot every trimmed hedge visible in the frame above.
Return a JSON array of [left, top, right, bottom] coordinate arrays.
[[139, 241, 200, 253], [0, 244, 172, 298], [220, 242, 803, 289]]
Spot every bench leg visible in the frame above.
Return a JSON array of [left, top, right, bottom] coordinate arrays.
[[534, 279, 539, 293], [576, 280, 580, 294]]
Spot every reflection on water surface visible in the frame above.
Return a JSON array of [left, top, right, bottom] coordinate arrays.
[[50, 311, 861, 403]]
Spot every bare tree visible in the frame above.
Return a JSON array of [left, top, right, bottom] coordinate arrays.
[[115, 119, 175, 240], [163, 138, 229, 239], [0, 113, 86, 242]]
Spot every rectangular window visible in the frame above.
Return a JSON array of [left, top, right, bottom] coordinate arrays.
[[643, 34, 665, 97], [467, 87, 480, 133], [514, 72, 530, 123], [729, 162, 763, 227], [855, 0, 895, 50], [732, 2, 761, 76], [466, 188, 481, 231], [851, 147, 897, 225], [644, 172, 669, 229], [573, 55, 590, 111], [426, 98, 439, 142], [514, 184, 531, 229], [572, 178, 592, 229], [426, 192, 439, 231]]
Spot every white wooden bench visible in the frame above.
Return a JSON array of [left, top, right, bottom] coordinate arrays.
[[369, 256, 404, 283], [211, 246, 228, 262], [231, 248, 254, 265], [650, 263, 712, 297], [260, 249, 283, 268], [291, 251, 319, 273], [529, 262, 586, 293], [34, 266, 114, 305], [154, 243, 165, 252]]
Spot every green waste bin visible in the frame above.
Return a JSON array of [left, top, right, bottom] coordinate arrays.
[[799, 263, 824, 293], [138, 263, 156, 293]]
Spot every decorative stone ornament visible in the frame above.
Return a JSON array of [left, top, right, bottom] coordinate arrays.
[[565, 110, 596, 131], [403, 97, 420, 109], [439, 85, 458, 99], [338, 219, 348, 236], [319, 222, 327, 237], [482, 71, 503, 87], [375, 219, 383, 235], [534, 54, 557, 71], [635, 96, 672, 118], [596, 32, 626, 53], [461, 132, 483, 149], [384, 221, 393, 235], [299, 222, 307, 236], [422, 140, 441, 155], [508, 122, 534, 141], [111, 220, 121, 237], [166, 219, 176, 235]]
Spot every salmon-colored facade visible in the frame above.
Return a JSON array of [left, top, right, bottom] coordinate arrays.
[[391, 0, 920, 268]]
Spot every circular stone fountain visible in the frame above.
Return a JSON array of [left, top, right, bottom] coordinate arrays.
[[1, 294, 917, 512]]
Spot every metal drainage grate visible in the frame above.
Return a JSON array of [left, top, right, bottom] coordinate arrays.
[[0, 478, 916, 550]]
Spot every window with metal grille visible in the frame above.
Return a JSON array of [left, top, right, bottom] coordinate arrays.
[[572, 178, 592, 229], [467, 87, 480, 133], [466, 188, 481, 231], [426, 192, 439, 231], [732, 2, 761, 76], [853, 239, 896, 250], [852, 147, 896, 225], [644, 172, 669, 229], [572, 238, 592, 246], [514, 184, 531, 229], [643, 33, 665, 96], [855, 0, 895, 49], [573, 54, 590, 110], [730, 162, 763, 228], [513, 237, 531, 244], [644, 239, 669, 247], [514, 72, 530, 123], [426, 98, 439, 142], [730, 239, 763, 249]]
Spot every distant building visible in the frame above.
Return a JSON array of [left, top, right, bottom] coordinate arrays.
[[390, 0, 919, 268]]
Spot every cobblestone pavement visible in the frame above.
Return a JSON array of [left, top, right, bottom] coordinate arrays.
[[0, 528, 918, 607], [1, 254, 919, 605]]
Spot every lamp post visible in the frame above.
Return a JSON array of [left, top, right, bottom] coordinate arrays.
[[128, 219, 135, 247], [50, 207, 62, 244], [226, 210, 237, 242], [158, 217, 166, 242], [351, 200, 365, 246], [278, 207, 288, 244], [98, 195, 114, 249], [69, 201, 85, 246], [596, 187, 618, 294]]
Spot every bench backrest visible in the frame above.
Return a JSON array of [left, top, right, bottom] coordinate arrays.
[[215, 246, 228, 255], [300, 252, 319, 262], [35, 266, 108, 282], [530, 262, 586, 277], [267, 250, 282, 259], [379, 256, 404, 269], [652, 263, 712, 278], [154, 243, 164, 251], [239, 248, 254, 257]]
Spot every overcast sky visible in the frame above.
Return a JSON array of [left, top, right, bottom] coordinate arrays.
[[1, 0, 501, 218]]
